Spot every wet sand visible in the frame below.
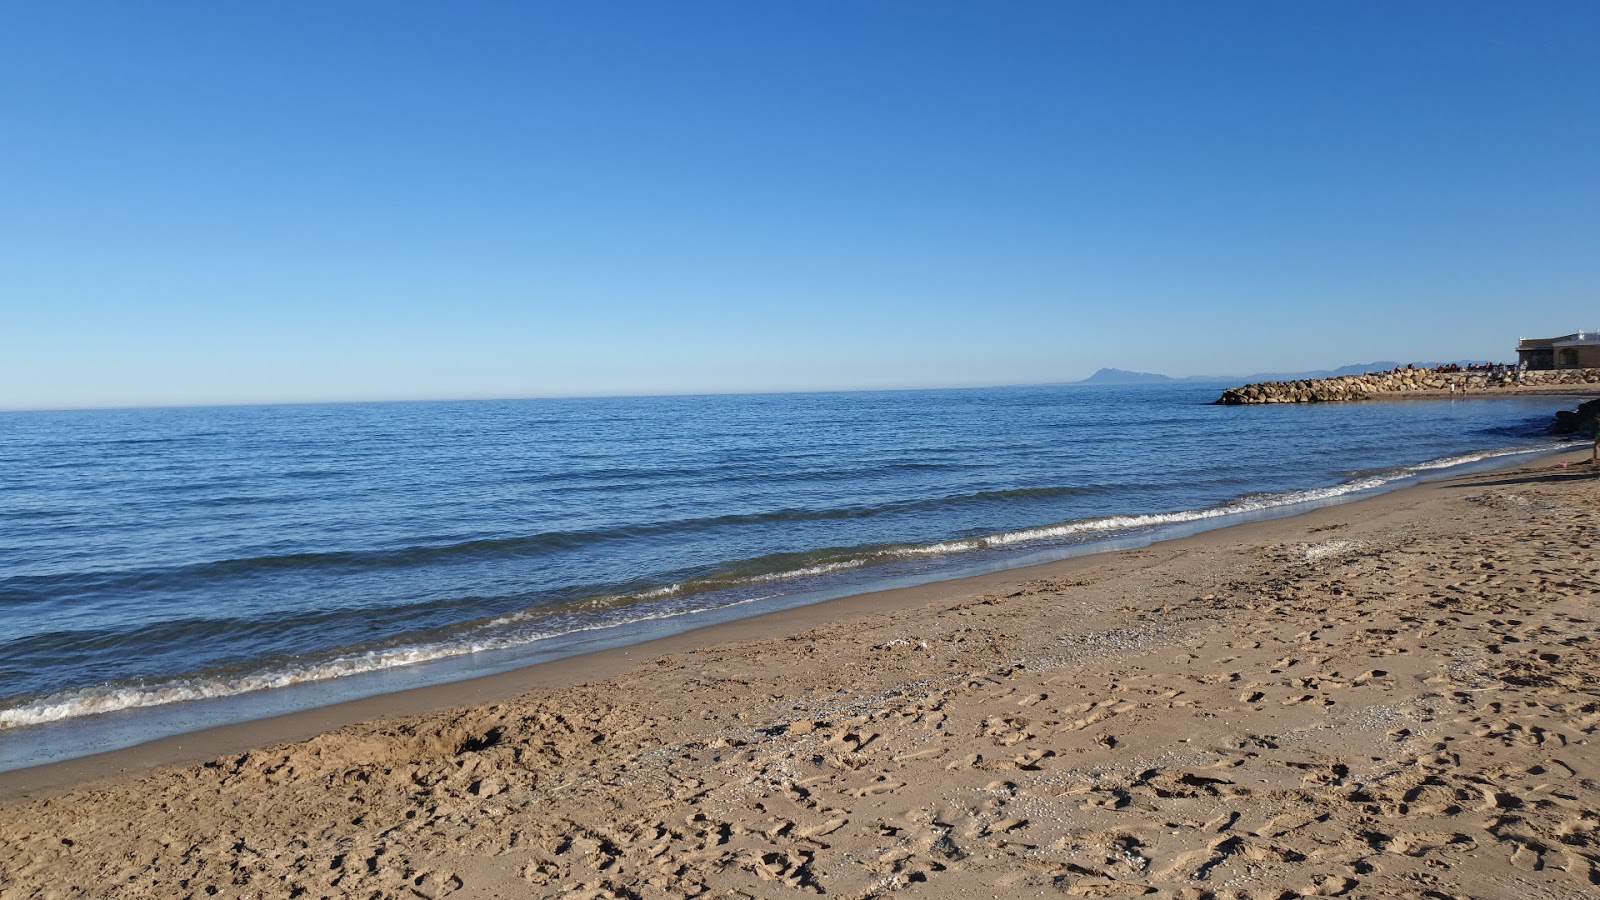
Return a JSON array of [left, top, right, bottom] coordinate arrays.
[[2, 448, 1598, 898]]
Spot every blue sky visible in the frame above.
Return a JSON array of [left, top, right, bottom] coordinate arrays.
[[3, 2, 1597, 409]]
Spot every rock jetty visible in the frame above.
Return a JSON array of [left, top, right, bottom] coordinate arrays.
[[1215, 366, 1600, 405]]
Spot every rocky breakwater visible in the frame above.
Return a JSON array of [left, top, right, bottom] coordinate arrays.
[[1215, 366, 1600, 405]]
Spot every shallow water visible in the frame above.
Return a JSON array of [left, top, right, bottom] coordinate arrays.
[[0, 384, 1577, 763]]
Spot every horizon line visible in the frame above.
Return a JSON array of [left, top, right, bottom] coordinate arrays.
[[1, 358, 1512, 414]]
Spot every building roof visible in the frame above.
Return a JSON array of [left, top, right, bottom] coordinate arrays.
[[1519, 332, 1600, 349]]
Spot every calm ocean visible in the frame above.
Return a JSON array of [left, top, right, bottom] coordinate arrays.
[[0, 384, 1577, 768]]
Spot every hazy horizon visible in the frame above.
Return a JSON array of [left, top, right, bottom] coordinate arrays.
[[0, 356, 1528, 414]]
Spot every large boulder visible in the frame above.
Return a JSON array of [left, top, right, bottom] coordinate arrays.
[[1550, 398, 1600, 436]]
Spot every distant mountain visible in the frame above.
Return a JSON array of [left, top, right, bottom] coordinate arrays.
[[1223, 361, 1402, 383], [1223, 361, 1503, 382], [1078, 368, 1176, 384], [1065, 361, 1492, 385]]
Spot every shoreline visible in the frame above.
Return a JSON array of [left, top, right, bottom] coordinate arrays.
[[4, 447, 1598, 895], [0, 442, 1577, 797], [3, 421, 1585, 775], [4, 386, 1592, 764]]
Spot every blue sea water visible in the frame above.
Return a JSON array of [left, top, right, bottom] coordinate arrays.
[[0, 384, 1579, 768]]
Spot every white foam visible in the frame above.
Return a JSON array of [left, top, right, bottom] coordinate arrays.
[[495, 446, 1548, 599], [888, 540, 980, 556], [949, 446, 1548, 552], [1409, 446, 1537, 471], [632, 582, 685, 599], [743, 559, 867, 582], [1, 443, 1552, 730], [0, 595, 768, 730]]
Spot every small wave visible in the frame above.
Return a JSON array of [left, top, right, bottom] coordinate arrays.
[[597, 557, 874, 607], [469, 444, 1563, 627], [0, 526, 671, 600], [0, 486, 1108, 598], [0, 596, 767, 730], [103, 436, 181, 446], [738, 558, 869, 582], [958, 446, 1546, 550], [1, 443, 1550, 730], [1405, 446, 1545, 471], [629, 582, 685, 600], [648, 445, 1552, 581]]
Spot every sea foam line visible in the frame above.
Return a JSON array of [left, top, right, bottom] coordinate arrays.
[[878, 445, 1545, 556], [0, 444, 1547, 730], [0, 597, 768, 730]]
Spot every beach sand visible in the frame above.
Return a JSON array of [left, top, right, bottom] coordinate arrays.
[[3, 448, 1598, 899]]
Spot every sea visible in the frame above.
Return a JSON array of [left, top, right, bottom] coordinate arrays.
[[0, 384, 1580, 771]]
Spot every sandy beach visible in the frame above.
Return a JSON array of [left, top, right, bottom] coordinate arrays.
[[3, 447, 1598, 899]]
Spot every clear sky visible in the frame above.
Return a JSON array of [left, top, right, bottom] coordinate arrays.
[[3, 2, 1597, 409]]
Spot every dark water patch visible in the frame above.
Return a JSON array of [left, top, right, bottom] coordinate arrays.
[[0, 484, 1145, 603], [101, 436, 184, 446], [184, 494, 300, 509], [281, 469, 354, 480], [1472, 417, 1557, 439]]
